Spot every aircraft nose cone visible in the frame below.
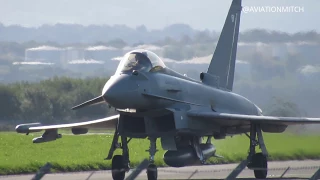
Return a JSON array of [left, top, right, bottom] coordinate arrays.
[[103, 85, 117, 102], [102, 75, 139, 108]]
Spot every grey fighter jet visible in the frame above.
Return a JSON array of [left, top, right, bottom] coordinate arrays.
[[15, 0, 320, 179]]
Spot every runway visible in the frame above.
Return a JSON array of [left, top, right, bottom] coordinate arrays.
[[0, 160, 319, 180]]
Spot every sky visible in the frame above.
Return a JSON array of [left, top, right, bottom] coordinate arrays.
[[0, 0, 318, 33]]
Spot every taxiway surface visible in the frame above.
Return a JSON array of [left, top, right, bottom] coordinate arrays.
[[0, 160, 319, 180]]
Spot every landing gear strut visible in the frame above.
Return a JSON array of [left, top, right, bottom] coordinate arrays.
[[106, 125, 131, 180], [146, 137, 158, 180], [246, 123, 268, 179]]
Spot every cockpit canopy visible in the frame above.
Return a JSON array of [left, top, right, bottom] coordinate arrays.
[[116, 49, 166, 74]]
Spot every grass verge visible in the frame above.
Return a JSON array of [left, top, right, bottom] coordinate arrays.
[[0, 132, 319, 175]]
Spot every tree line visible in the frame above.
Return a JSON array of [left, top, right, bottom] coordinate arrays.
[[0, 77, 115, 129]]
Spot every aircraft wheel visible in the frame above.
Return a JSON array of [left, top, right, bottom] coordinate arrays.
[[147, 164, 158, 180], [252, 153, 268, 179], [112, 155, 126, 180]]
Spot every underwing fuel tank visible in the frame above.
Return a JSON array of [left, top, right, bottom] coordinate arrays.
[[32, 134, 62, 143], [163, 144, 216, 167], [32, 130, 62, 143]]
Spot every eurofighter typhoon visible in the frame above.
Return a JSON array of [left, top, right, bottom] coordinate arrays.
[[16, 0, 320, 179]]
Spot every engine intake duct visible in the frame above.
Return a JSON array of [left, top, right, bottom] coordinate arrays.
[[163, 143, 216, 167]]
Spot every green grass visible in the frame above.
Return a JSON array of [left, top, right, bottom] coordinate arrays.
[[0, 132, 319, 175]]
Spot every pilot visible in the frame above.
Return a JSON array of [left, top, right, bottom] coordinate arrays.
[[133, 53, 152, 72]]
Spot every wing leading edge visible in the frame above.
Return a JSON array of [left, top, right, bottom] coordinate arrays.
[[187, 110, 320, 126], [16, 114, 119, 134]]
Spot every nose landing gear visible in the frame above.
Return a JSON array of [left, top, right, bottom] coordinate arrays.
[[147, 164, 157, 180], [107, 126, 130, 180], [146, 137, 158, 180], [111, 155, 126, 180]]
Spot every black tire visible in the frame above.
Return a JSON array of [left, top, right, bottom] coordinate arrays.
[[112, 155, 126, 180], [147, 164, 158, 180], [252, 153, 268, 179]]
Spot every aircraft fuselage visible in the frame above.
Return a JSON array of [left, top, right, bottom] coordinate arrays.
[[102, 67, 264, 138]]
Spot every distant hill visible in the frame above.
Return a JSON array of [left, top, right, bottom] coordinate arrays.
[[0, 23, 199, 44], [0, 23, 319, 44]]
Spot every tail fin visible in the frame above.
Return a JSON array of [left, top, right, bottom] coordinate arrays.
[[207, 0, 242, 91]]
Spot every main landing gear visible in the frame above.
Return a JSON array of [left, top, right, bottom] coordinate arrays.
[[246, 123, 268, 179], [106, 125, 159, 180]]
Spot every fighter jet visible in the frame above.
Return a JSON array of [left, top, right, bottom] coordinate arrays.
[[15, 0, 320, 179]]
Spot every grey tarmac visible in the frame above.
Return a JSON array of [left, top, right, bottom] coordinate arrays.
[[0, 160, 319, 180]]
